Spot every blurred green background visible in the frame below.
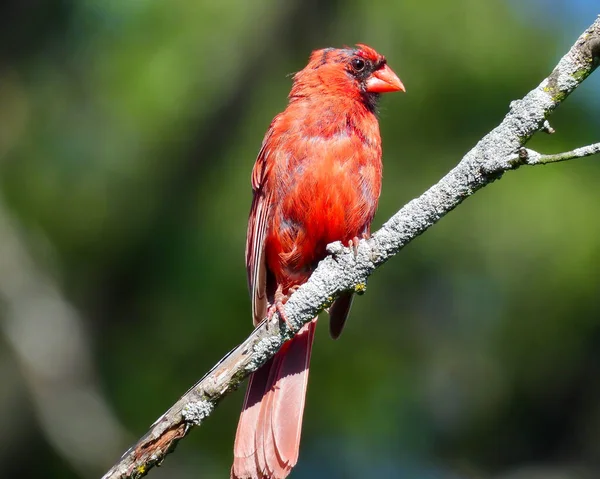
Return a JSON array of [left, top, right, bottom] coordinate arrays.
[[0, 1, 599, 478]]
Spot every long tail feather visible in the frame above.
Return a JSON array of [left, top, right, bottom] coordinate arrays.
[[232, 319, 317, 479], [232, 357, 273, 478]]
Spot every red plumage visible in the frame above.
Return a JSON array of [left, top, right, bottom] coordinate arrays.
[[232, 44, 404, 479]]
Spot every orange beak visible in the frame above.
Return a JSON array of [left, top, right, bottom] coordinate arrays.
[[365, 64, 405, 93]]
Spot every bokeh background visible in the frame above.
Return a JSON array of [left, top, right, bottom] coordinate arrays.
[[0, 1, 599, 478]]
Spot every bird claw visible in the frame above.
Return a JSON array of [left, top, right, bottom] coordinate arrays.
[[348, 237, 360, 259], [267, 302, 293, 330]]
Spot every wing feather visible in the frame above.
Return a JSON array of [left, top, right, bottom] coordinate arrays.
[[246, 125, 277, 325]]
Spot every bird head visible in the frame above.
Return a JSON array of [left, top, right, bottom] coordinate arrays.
[[290, 44, 404, 108]]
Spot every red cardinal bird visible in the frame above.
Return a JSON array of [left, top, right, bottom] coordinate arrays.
[[232, 44, 404, 479]]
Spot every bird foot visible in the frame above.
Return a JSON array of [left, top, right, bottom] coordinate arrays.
[[266, 285, 300, 330]]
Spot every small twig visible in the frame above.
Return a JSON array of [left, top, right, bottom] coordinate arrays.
[[541, 120, 556, 134], [521, 142, 600, 165]]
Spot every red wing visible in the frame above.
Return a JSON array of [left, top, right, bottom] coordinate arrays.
[[246, 125, 277, 326]]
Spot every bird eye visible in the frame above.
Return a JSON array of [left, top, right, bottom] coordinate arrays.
[[351, 58, 366, 72]]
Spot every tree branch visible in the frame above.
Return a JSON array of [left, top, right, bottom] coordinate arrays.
[[102, 16, 600, 479]]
